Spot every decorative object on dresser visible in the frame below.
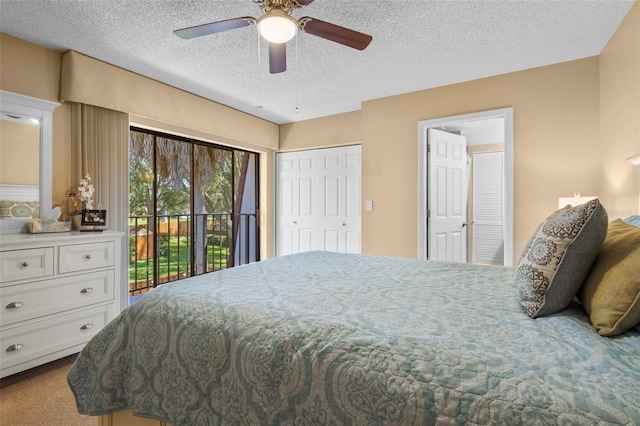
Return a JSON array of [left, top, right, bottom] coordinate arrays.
[[67, 174, 107, 231], [0, 230, 124, 378]]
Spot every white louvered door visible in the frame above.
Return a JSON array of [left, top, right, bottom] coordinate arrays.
[[472, 151, 504, 265]]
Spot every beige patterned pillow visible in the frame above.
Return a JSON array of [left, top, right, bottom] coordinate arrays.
[[516, 199, 608, 318]]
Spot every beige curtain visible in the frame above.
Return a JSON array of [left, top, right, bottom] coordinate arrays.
[[70, 103, 129, 233]]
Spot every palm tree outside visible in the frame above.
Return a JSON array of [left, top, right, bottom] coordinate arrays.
[[128, 128, 259, 300]]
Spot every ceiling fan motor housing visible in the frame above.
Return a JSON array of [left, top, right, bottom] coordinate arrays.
[[258, 0, 303, 15]]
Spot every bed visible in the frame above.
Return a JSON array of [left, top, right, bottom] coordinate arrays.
[[68, 245, 640, 425]]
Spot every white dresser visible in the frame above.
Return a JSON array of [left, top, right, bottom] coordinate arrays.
[[0, 231, 124, 377]]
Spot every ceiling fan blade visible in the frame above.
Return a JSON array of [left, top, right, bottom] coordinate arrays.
[[174, 17, 256, 39], [299, 17, 372, 50], [293, 0, 315, 6], [269, 42, 287, 74]]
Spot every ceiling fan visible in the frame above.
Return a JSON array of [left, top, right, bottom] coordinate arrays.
[[174, 0, 372, 74]]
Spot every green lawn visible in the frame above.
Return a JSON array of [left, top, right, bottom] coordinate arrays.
[[129, 233, 229, 284]]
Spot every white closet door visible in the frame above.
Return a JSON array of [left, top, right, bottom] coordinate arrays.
[[276, 145, 361, 256], [277, 151, 317, 255], [317, 145, 361, 253], [472, 151, 504, 265]]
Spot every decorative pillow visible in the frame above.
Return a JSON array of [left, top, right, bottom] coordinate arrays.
[[578, 219, 640, 336], [516, 199, 608, 318], [0, 200, 39, 219]]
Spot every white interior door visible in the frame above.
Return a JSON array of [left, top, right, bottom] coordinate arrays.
[[276, 145, 361, 256], [427, 128, 468, 262]]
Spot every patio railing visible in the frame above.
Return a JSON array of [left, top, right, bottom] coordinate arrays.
[[128, 212, 258, 298]]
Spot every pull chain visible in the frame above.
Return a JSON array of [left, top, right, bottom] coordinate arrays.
[[257, 32, 263, 109], [295, 32, 299, 114]]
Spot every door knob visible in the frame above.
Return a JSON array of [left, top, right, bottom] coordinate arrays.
[[461, 223, 468, 228]]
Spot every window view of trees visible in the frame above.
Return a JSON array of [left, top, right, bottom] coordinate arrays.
[[128, 129, 259, 300]]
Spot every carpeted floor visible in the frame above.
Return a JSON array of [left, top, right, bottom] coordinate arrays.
[[0, 354, 96, 426]]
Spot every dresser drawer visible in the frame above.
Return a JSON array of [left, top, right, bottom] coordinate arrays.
[[59, 241, 114, 273], [0, 269, 115, 326], [0, 304, 113, 372], [0, 248, 54, 284]]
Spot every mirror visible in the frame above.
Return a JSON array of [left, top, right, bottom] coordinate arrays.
[[0, 91, 59, 233]]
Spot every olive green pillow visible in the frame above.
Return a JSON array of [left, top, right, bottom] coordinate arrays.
[[578, 219, 640, 336]]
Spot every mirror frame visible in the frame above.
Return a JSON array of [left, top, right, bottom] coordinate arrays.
[[0, 90, 59, 233]]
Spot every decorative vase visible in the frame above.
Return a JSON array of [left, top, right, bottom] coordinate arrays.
[[71, 214, 91, 231]]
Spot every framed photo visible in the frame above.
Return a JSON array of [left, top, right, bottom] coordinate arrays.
[[81, 209, 107, 226]]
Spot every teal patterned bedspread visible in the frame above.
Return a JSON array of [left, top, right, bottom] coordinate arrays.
[[68, 251, 640, 425]]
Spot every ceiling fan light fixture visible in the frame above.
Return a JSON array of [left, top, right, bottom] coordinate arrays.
[[257, 10, 298, 43]]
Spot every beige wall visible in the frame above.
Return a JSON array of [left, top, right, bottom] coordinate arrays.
[[282, 57, 602, 259], [599, 1, 640, 217], [280, 111, 362, 151]]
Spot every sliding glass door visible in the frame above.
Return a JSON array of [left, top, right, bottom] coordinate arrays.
[[128, 128, 259, 299]]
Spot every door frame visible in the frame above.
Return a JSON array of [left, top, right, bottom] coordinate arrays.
[[418, 107, 514, 266]]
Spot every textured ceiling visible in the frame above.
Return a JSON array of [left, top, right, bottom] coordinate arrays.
[[0, 0, 634, 125]]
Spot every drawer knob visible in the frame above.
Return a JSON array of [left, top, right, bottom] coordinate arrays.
[[5, 301, 23, 309], [6, 343, 23, 352], [80, 287, 94, 294], [80, 323, 94, 331], [20, 261, 29, 268], [85, 254, 92, 260]]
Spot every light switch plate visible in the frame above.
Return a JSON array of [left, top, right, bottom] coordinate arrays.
[[365, 200, 373, 211]]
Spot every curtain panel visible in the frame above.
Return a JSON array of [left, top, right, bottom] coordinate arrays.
[[70, 102, 129, 234]]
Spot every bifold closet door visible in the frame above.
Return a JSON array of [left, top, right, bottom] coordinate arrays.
[[276, 145, 361, 256]]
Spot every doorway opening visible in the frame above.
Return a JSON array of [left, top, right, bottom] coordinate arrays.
[[418, 107, 514, 266]]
